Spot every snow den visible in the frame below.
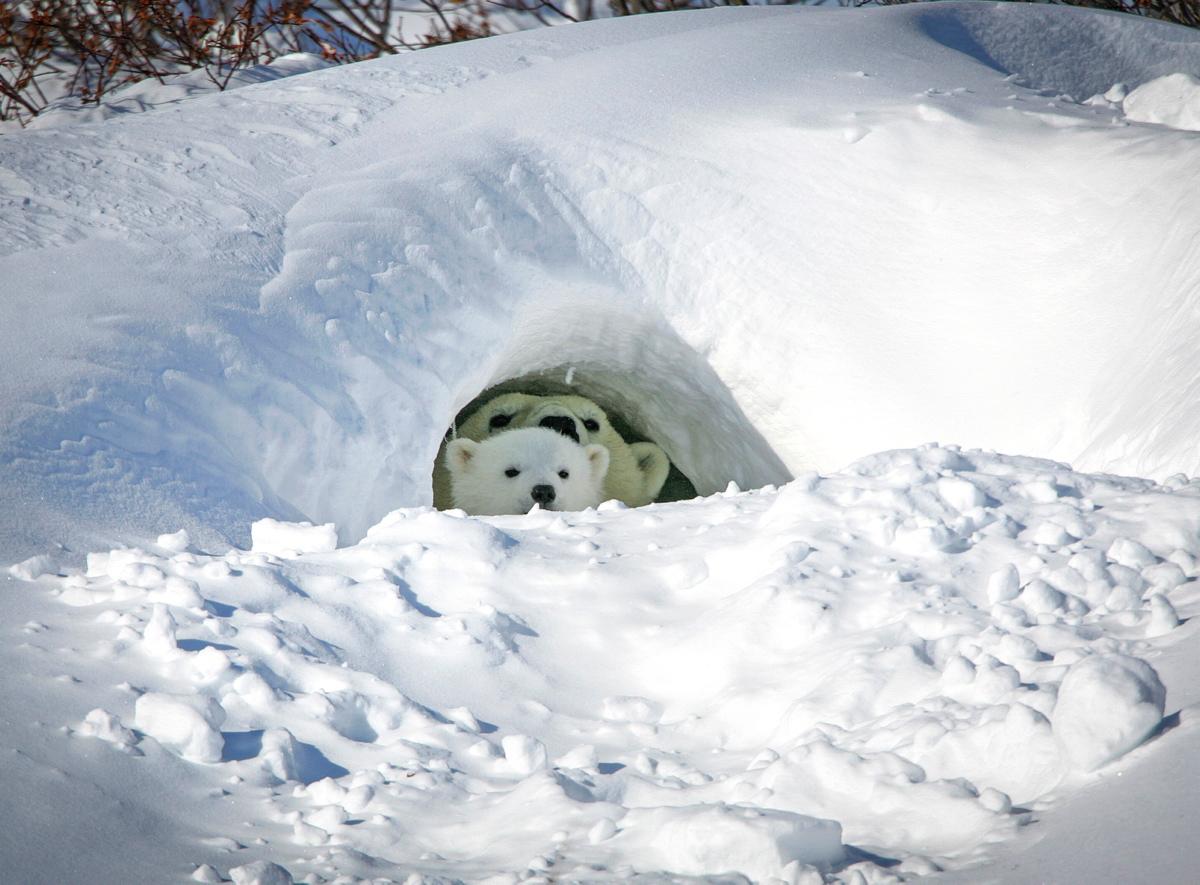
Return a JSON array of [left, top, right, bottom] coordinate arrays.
[[439, 295, 795, 508]]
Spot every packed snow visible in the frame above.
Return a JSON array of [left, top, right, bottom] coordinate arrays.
[[3, 3, 1200, 882]]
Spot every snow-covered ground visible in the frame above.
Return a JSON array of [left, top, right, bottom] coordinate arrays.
[[16, 53, 336, 131], [3, 3, 1200, 882]]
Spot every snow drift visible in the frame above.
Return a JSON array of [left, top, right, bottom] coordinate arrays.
[[11, 445, 1200, 881], [4, 3, 1200, 555]]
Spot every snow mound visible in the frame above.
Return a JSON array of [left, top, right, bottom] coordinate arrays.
[[615, 803, 844, 879], [228, 860, 294, 885], [25, 446, 1197, 880], [1053, 653, 1167, 771], [135, 692, 227, 763], [1122, 72, 1200, 130]]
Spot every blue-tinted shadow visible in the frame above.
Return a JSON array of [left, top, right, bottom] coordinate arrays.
[[178, 639, 236, 652], [222, 730, 263, 761], [294, 741, 350, 783], [221, 730, 350, 784], [917, 10, 1007, 74]]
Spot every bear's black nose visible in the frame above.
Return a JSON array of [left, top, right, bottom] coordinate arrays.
[[539, 415, 580, 443], [531, 484, 556, 505]]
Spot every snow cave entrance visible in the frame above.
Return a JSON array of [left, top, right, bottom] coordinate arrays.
[[447, 373, 699, 504], [435, 295, 793, 509]]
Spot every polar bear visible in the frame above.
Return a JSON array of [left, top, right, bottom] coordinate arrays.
[[433, 392, 670, 510], [445, 426, 611, 516]]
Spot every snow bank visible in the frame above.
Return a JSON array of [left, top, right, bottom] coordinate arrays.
[[21, 446, 1197, 880], [4, 4, 1200, 556]]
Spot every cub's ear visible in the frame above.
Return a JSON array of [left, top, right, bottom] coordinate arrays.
[[630, 441, 670, 502], [585, 444, 611, 482], [446, 438, 479, 475]]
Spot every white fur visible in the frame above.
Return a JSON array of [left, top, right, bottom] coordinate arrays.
[[446, 427, 610, 516]]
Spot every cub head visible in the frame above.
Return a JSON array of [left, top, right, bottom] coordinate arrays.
[[456, 392, 616, 446], [524, 394, 669, 507], [523, 394, 617, 446], [456, 392, 543, 441], [445, 427, 610, 516]]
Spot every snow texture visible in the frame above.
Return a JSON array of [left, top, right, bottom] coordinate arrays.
[[2, 3, 1200, 883], [11, 445, 1200, 881], [14, 53, 334, 131]]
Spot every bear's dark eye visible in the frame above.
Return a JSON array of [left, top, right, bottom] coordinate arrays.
[[583, 419, 600, 433], [558, 469, 569, 480], [505, 467, 520, 478], [489, 414, 512, 430]]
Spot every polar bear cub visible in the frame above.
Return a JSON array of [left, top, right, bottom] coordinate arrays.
[[434, 392, 670, 511], [445, 427, 611, 516]]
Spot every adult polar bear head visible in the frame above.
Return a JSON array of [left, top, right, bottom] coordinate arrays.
[[445, 427, 610, 516], [433, 392, 671, 510]]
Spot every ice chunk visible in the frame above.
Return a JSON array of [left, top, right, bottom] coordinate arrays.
[[291, 820, 328, 846], [305, 777, 347, 806], [1020, 580, 1066, 614], [1026, 521, 1076, 547], [134, 692, 225, 763], [1107, 537, 1156, 569], [1146, 595, 1180, 637], [1142, 562, 1186, 592], [937, 477, 987, 512], [1053, 654, 1166, 770], [986, 564, 1021, 604], [77, 708, 141, 754], [259, 728, 300, 784], [501, 735, 547, 776], [141, 603, 178, 658], [306, 805, 348, 831]]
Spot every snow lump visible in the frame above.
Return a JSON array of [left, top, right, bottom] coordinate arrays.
[[1053, 654, 1167, 771]]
